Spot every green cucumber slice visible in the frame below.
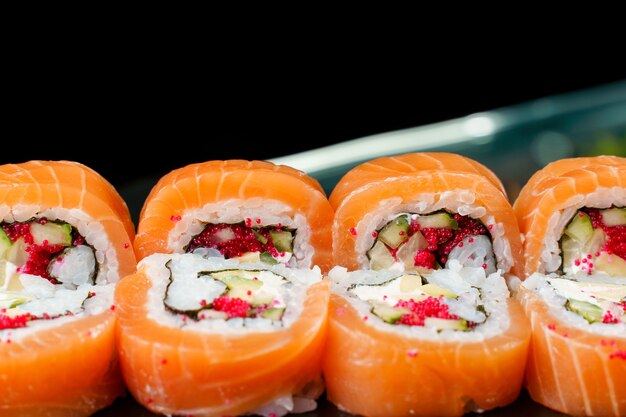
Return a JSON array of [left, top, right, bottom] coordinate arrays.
[[0, 229, 12, 259], [367, 240, 395, 270], [261, 307, 285, 320], [566, 299, 603, 323], [416, 212, 459, 229], [253, 230, 268, 244], [564, 211, 593, 245], [30, 222, 72, 246], [378, 215, 409, 248], [369, 300, 407, 324], [270, 231, 293, 253], [259, 252, 278, 264], [424, 317, 468, 331]]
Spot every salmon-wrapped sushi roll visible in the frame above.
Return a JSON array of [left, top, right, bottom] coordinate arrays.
[[134, 160, 334, 273], [117, 160, 333, 416], [514, 156, 626, 416], [323, 153, 530, 417], [0, 161, 135, 417]]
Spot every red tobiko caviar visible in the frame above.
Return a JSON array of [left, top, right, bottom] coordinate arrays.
[[395, 297, 459, 326], [609, 350, 626, 360], [349, 227, 357, 236], [3, 222, 34, 243], [21, 241, 65, 280], [416, 215, 489, 266], [212, 296, 250, 318], [603, 311, 620, 324], [186, 223, 287, 258], [170, 215, 182, 222], [580, 208, 626, 261], [0, 312, 31, 330], [547, 323, 556, 331], [414, 250, 435, 269], [420, 227, 454, 251], [2, 220, 85, 283]]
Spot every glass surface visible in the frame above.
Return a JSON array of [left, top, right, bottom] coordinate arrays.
[[112, 81, 626, 416]]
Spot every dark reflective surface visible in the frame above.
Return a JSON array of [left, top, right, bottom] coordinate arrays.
[[93, 390, 565, 416]]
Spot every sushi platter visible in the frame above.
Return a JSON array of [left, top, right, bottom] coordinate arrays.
[[1, 81, 625, 416]]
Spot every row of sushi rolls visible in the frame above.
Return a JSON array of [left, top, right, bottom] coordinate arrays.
[[0, 155, 625, 417]]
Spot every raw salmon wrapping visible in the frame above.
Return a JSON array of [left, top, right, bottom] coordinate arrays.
[[323, 153, 530, 417], [514, 156, 626, 416], [116, 160, 334, 416], [0, 161, 136, 417]]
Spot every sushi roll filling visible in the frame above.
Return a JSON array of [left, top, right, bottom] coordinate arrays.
[[0, 219, 109, 332], [347, 270, 490, 331], [0, 218, 96, 285], [164, 262, 288, 321], [367, 211, 495, 274], [186, 222, 295, 265], [523, 275, 626, 326], [560, 207, 626, 276]]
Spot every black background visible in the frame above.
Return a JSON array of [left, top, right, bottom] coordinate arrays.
[[6, 73, 624, 190]]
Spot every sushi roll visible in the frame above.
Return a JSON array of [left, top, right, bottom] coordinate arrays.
[[323, 153, 530, 417], [0, 161, 136, 416], [514, 156, 626, 416], [116, 160, 333, 416], [134, 160, 334, 273]]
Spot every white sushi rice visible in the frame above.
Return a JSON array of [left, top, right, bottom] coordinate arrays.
[[330, 260, 512, 342], [0, 204, 120, 284], [167, 198, 314, 268], [538, 187, 626, 273], [346, 190, 514, 274], [141, 253, 323, 333], [521, 273, 626, 337]]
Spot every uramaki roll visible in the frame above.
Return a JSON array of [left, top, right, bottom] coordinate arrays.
[[134, 160, 334, 273], [514, 156, 626, 416], [323, 153, 529, 417], [0, 161, 135, 416], [117, 160, 333, 416]]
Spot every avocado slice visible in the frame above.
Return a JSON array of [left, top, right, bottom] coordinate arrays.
[[396, 231, 428, 271], [564, 211, 593, 245], [421, 283, 457, 298], [416, 212, 459, 229], [600, 207, 626, 227], [566, 299, 603, 323], [233, 252, 261, 263], [399, 274, 423, 292], [0, 292, 33, 309], [367, 240, 395, 270], [4, 238, 28, 267], [593, 252, 626, 277], [378, 215, 409, 248], [30, 222, 72, 246], [261, 307, 285, 320], [269, 231, 293, 253], [369, 300, 408, 324], [0, 229, 12, 259], [424, 317, 468, 331]]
